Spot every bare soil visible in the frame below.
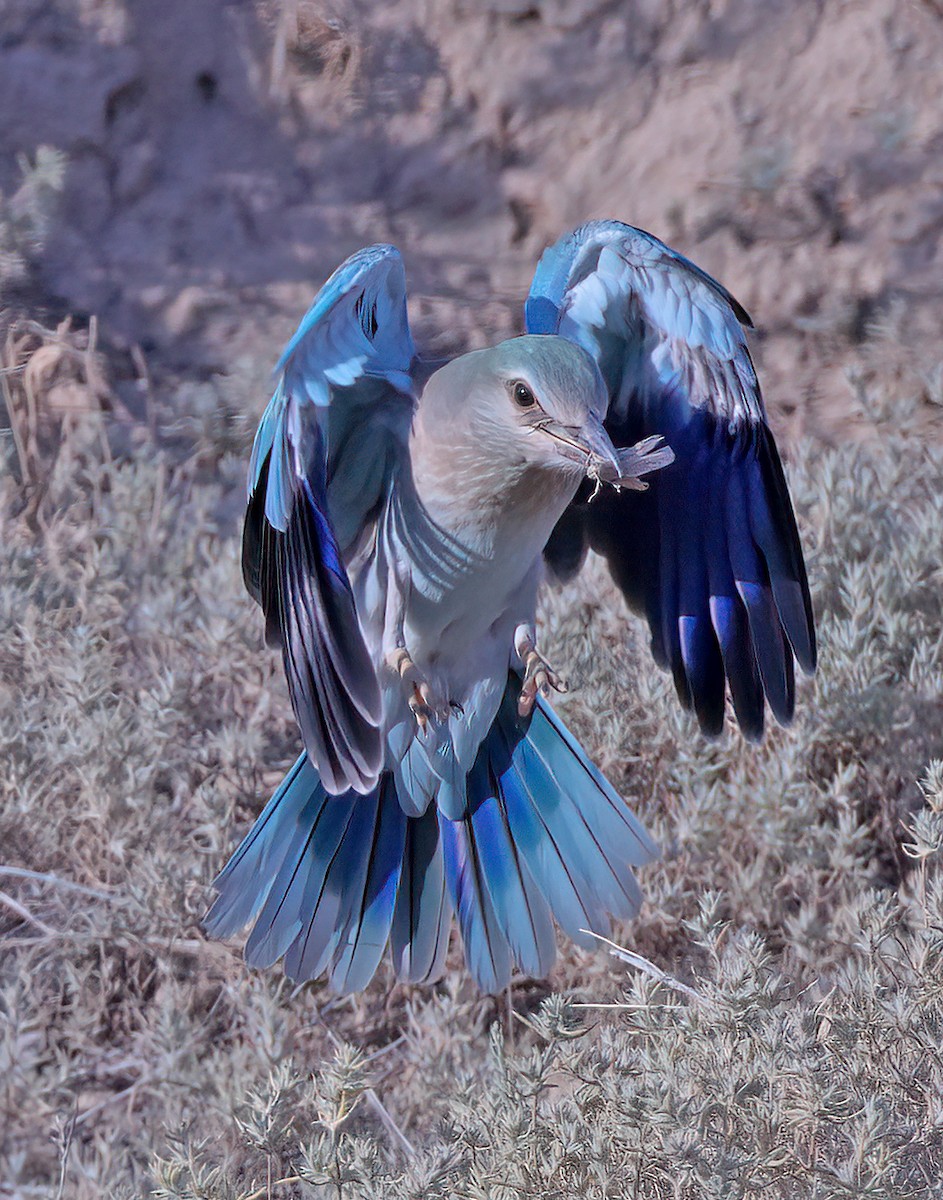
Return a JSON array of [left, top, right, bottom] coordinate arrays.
[[3, 0, 943, 443]]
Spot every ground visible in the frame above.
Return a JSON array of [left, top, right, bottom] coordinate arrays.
[[2, 0, 943, 435], [2, 2, 943, 1197]]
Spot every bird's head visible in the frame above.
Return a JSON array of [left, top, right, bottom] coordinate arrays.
[[419, 335, 620, 487]]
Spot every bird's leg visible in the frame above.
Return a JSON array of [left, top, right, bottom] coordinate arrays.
[[514, 623, 568, 718], [385, 647, 451, 731], [383, 565, 443, 732], [387, 646, 432, 730], [383, 564, 452, 731]]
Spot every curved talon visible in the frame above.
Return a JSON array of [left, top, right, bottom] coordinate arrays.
[[387, 647, 450, 729], [408, 686, 434, 732], [389, 647, 419, 683], [519, 648, 568, 718]]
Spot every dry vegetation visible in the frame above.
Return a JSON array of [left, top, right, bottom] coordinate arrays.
[[1, 306, 943, 1200], [3, 2, 943, 1193]]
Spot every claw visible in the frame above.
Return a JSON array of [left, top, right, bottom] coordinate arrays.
[[518, 647, 568, 718], [387, 647, 452, 730], [388, 647, 418, 683], [408, 685, 434, 732]]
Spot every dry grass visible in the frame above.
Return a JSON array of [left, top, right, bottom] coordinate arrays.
[[2, 325, 943, 1198]]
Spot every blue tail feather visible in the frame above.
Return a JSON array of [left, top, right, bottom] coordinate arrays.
[[465, 757, 557, 979], [438, 807, 513, 993], [205, 675, 656, 993], [205, 754, 316, 936], [330, 778, 406, 994], [494, 737, 606, 948], [524, 698, 657, 867], [390, 809, 451, 983], [283, 789, 380, 982], [245, 792, 357, 969]]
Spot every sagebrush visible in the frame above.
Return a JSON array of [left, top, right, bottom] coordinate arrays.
[[1, 341, 942, 1198]]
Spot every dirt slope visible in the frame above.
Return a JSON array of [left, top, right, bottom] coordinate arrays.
[[2, 0, 942, 439]]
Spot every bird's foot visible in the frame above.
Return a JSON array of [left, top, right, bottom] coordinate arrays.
[[514, 625, 568, 718], [386, 647, 450, 732]]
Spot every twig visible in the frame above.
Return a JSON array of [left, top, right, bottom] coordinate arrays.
[[54, 1104, 77, 1200], [363, 1035, 405, 1065], [269, 0, 298, 100], [74, 1073, 150, 1127], [130, 343, 156, 441], [510, 1008, 542, 1036], [0, 933, 96, 948], [147, 455, 167, 545], [320, 1026, 414, 1157], [0, 328, 32, 484], [241, 1174, 305, 1200], [363, 1087, 415, 1158], [579, 929, 704, 1001], [0, 890, 56, 936], [141, 935, 235, 961], [574, 1001, 687, 1012], [0, 865, 117, 901]]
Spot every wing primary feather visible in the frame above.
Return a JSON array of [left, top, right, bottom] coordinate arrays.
[[240, 243, 417, 795], [530, 220, 814, 741], [258, 454, 384, 794], [675, 430, 726, 735], [725, 464, 795, 725], [704, 433, 765, 740], [747, 427, 817, 673]]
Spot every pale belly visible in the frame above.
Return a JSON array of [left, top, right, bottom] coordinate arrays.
[[349, 467, 576, 768], [403, 563, 538, 707]]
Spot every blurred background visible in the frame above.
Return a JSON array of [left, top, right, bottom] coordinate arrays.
[[4, 3, 943, 1198], [2, 0, 942, 440]]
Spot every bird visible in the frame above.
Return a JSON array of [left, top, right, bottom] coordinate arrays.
[[204, 220, 816, 995]]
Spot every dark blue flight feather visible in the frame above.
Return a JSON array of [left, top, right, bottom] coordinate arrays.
[[242, 245, 416, 796], [530, 220, 815, 737]]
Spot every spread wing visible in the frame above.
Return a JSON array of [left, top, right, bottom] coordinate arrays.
[[244, 244, 416, 793], [526, 221, 815, 740]]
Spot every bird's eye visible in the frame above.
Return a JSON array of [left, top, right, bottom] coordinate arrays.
[[511, 380, 537, 409]]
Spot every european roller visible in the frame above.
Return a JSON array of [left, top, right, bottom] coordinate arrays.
[[204, 220, 816, 994]]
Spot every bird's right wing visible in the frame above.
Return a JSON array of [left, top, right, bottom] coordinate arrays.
[[244, 244, 416, 795]]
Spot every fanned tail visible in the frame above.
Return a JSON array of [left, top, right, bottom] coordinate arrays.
[[205, 676, 657, 993]]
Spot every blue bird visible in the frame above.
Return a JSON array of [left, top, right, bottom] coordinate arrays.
[[204, 221, 815, 994]]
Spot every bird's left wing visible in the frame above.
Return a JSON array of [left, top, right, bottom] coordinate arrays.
[[244, 244, 416, 794], [526, 221, 815, 740]]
